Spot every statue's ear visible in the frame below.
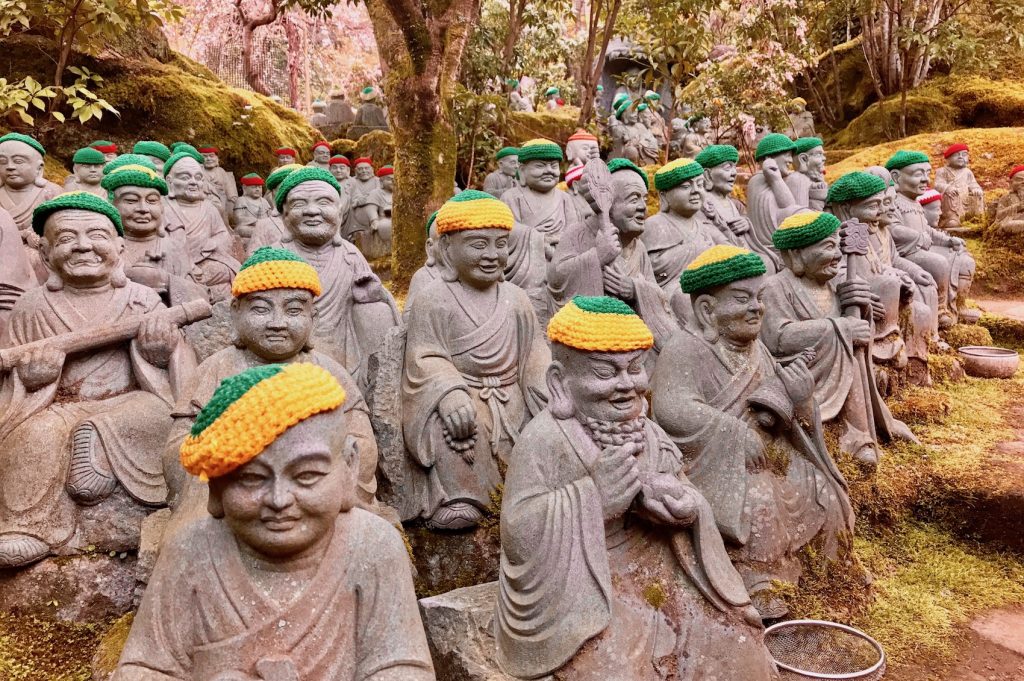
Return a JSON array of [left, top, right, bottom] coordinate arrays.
[[890, 169, 900, 185], [546, 360, 575, 419], [207, 482, 225, 519], [341, 434, 358, 470], [436, 235, 459, 282], [692, 294, 718, 341]]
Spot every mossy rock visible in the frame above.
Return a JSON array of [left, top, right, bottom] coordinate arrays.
[[504, 109, 581, 147], [832, 95, 958, 148], [967, 233, 1024, 296], [943, 323, 993, 349], [355, 130, 395, 166], [89, 612, 134, 679], [43, 155, 69, 185], [329, 138, 358, 157], [979, 312, 1024, 350]]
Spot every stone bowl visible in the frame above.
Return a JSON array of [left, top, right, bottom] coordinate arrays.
[[959, 308, 982, 325], [957, 346, 1020, 379]]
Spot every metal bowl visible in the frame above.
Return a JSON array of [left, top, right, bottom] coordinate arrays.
[[957, 346, 1020, 379], [764, 620, 886, 680]]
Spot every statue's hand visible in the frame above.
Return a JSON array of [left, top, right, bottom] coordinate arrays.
[[841, 317, 873, 347], [639, 473, 699, 526], [742, 429, 767, 471], [22, 229, 40, 249], [0, 286, 21, 311], [913, 269, 935, 287], [761, 158, 783, 184], [919, 232, 932, 250], [778, 357, 814, 404], [727, 216, 752, 236], [137, 314, 178, 368], [950, 237, 965, 251], [836, 279, 873, 311], [125, 265, 170, 293], [871, 298, 887, 323], [595, 220, 621, 265], [438, 390, 476, 442], [17, 344, 65, 391], [603, 262, 636, 301], [593, 441, 642, 519]]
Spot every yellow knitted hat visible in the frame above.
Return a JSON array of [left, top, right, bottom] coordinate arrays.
[[180, 363, 346, 481], [231, 246, 322, 297], [547, 296, 654, 352], [436, 189, 514, 234]]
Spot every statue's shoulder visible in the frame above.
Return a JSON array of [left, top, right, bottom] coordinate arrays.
[[340, 508, 408, 564]]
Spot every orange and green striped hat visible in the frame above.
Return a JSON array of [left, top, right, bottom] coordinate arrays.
[[436, 189, 514, 234], [180, 363, 346, 480], [772, 210, 840, 250], [680, 244, 766, 294], [547, 296, 654, 352], [517, 138, 563, 163], [654, 158, 704, 191], [231, 246, 322, 297]]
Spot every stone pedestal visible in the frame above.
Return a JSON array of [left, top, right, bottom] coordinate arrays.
[[0, 554, 137, 622]]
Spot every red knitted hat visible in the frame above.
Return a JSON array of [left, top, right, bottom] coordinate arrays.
[[568, 129, 598, 142], [917, 188, 942, 206], [312, 141, 331, 152], [354, 157, 373, 167], [943, 143, 968, 158], [377, 165, 394, 177], [329, 156, 350, 166], [240, 173, 264, 186], [1010, 165, 1024, 179], [197, 146, 218, 154], [565, 164, 585, 187], [90, 142, 117, 154], [275, 148, 297, 156]]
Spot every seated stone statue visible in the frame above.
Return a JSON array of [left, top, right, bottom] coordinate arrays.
[[62, 147, 107, 197], [565, 129, 600, 166], [115, 363, 435, 680], [350, 86, 390, 138], [249, 164, 304, 254], [0, 133, 62, 282], [0, 193, 196, 568], [761, 211, 917, 468], [307, 140, 332, 170], [482, 146, 519, 199], [609, 100, 660, 166], [992, 165, 1024, 233], [0, 204, 33, 338], [668, 117, 687, 159], [402, 191, 549, 529], [326, 92, 356, 130], [230, 173, 271, 245], [404, 210, 441, 315], [271, 167, 399, 388], [652, 245, 854, 619], [162, 151, 241, 301], [309, 98, 329, 129], [357, 165, 394, 260], [90, 140, 118, 162], [329, 155, 352, 184], [640, 91, 668, 150], [935, 143, 984, 230], [784, 137, 828, 210], [197, 146, 237, 214], [496, 296, 776, 680], [344, 157, 380, 241], [746, 133, 800, 273], [132, 141, 171, 174], [784, 98, 816, 139], [697, 144, 759, 250], [274, 146, 298, 167], [507, 79, 534, 112], [681, 114, 712, 158], [918, 188, 942, 229]]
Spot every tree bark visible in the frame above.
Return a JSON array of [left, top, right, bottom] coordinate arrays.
[[576, 0, 622, 127], [283, 13, 303, 108], [236, 0, 280, 95], [501, 0, 528, 67]]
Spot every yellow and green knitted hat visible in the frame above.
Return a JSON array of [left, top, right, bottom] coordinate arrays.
[[426, 210, 439, 235], [436, 189, 514, 234], [101, 163, 169, 196], [180, 363, 346, 481], [104, 154, 158, 175], [73, 147, 106, 165], [266, 163, 304, 192], [826, 171, 887, 205], [32, 191, 123, 236], [517, 138, 563, 163], [694, 144, 739, 169], [548, 296, 654, 352], [654, 158, 704, 191], [607, 158, 650, 190], [0, 132, 45, 156], [772, 210, 840, 250], [133, 141, 171, 162], [231, 246, 322, 297], [884, 150, 930, 171], [275, 167, 341, 213], [680, 244, 766, 294]]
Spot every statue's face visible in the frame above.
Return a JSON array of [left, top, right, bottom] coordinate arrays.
[[212, 409, 356, 560], [622, 109, 638, 125], [922, 201, 941, 227], [663, 178, 705, 217], [498, 155, 519, 177], [771, 151, 794, 176], [671, 120, 686, 135], [112, 186, 164, 237], [706, 162, 737, 195], [847, 192, 884, 225], [380, 175, 394, 192], [201, 152, 219, 170], [560, 348, 648, 423], [313, 146, 331, 164], [1012, 173, 1024, 192], [795, 233, 841, 284], [706, 276, 766, 344], [804, 146, 826, 178], [355, 163, 374, 181], [522, 159, 560, 192], [283, 180, 342, 246], [143, 155, 165, 173], [330, 164, 350, 181], [893, 162, 931, 198], [102, 152, 118, 163], [610, 172, 648, 237], [43, 210, 122, 287], [879, 186, 899, 226], [243, 184, 263, 199], [232, 288, 315, 361], [278, 154, 296, 166], [74, 163, 104, 185], [947, 150, 968, 169], [0, 140, 43, 190], [442, 227, 509, 289], [696, 118, 710, 134], [168, 157, 206, 202]]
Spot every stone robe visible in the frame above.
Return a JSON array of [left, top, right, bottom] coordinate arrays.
[[163, 198, 241, 301], [350, 103, 389, 138], [61, 177, 106, 197], [206, 167, 238, 207], [229, 196, 270, 237], [745, 172, 799, 274], [357, 187, 392, 260], [482, 170, 516, 199], [404, 263, 440, 318], [344, 177, 380, 240], [114, 510, 435, 681], [0, 207, 35, 336], [0, 181, 62, 282], [0, 283, 193, 548], [122, 234, 207, 307], [610, 122, 660, 165], [246, 214, 286, 256], [496, 411, 777, 681], [401, 280, 549, 521], [702, 193, 760, 251], [993, 190, 1024, 233], [935, 165, 984, 228], [784, 171, 827, 211]]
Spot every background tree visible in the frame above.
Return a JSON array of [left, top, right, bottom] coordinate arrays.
[[575, 0, 622, 126]]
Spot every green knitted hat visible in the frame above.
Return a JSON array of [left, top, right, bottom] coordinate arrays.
[[101, 163, 169, 196], [73, 147, 106, 165], [133, 141, 171, 161], [496, 146, 519, 160], [506, 78, 519, 89], [275, 167, 341, 212], [694, 144, 739, 169], [793, 137, 824, 155], [772, 211, 840, 250], [680, 244, 766, 294], [545, 87, 559, 96], [607, 158, 649, 190], [612, 92, 629, 109], [266, 164, 303, 192], [614, 99, 633, 119], [517, 139, 563, 163], [0, 132, 45, 156], [32, 191, 123, 236], [755, 133, 796, 160], [826, 171, 887, 205], [164, 151, 204, 177], [426, 210, 439, 235], [654, 158, 704, 191], [885, 150, 930, 171], [104, 154, 157, 175]]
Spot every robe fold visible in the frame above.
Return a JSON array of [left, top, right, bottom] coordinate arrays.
[[247, 214, 287, 256], [0, 207, 35, 336], [404, 264, 440, 318], [496, 411, 777, 681], [0, 182, 62, 282], [344, 177, 380, 240], [934, 165, 984, 228], [114, 510, 436, 681], [229, 196, 270, 236], [745, 173, 799, 273], [784, 172, 827, 211], [502, 186, 582, 243], [482, 171, 516, 199], [163, 199, 241, 301], [357, 188, 392, 260], [122, 234, 208, 307]]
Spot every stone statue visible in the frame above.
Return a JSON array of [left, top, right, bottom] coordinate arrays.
[[162, 152, 241, 302], [401, 190, 549, 530], [344, 157, 380, 241], [564, 163, 592, 221], [609, 100, 660, 166], [746, 133, 801, 274], [496, 296, 777, 680], [274, 146, 298, 167], [0, 193, 203, 568], [308, 140, 332, 170], [544, 86, 561, 111], [0, 133, 63, 282], [249, 164, 304, 254], [404, 211, 441, 315], [132, 141, 172, 174], [918, 188, 942, 229], [309, 98, 329, 129], [697, 144, 759, 250], [350, 86, 390, 138], [761, 210, 917, 469], [326, 91, 356, 130], [640, 92, 668, 147], [668, 117, 687, 159], [652, 245, 855, 619], [482, 146, 519, 199], [565, 129, 600, 166], [270, 167, 399, 388], [197, 146, 238, 212], [507, 78, 534, 112], [62, 147, 107, 197], [230, 173, 271, 244], [887, 150, 975, 327], [0, 205, 33, 339], [89, 140, 118, 163], [680, 115, 712, 159], [992, 165, 1024, 233], [357, 165, 394, 260], [934, 143, 984, 230], [115, 363, 435, 680], [785, 136, 828, 210], [784, 98, 816, 140], [329, 155, 352, 184]]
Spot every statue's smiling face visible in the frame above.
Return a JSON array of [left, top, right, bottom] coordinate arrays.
[[44, 210, 122, 287], [355, 163, 374, 181], [663, 178, 705, 217], [113, 186, 164, 237], [706, 276, 766, 344], [283, 181, 342, 246], [201, 152, 218, 170], [797, 232, 842, 283], [805, 146, 826, 178], [560, 348, 649, 423], [522, 159, 560, 192], [894, 162, 931, 197], [442, 228, 509, 289], [848, 192, 884, 225], [948, 150, 969, 169], [313, 146, 331, 164], [706, 162, 737, 195], [168, 157, 206, 202], [232, 288, 315, 362], [610, 172, 648, 236], [0, 140, 43, 190], [330, 163, 350, 181], [242, 184, 263, 199]]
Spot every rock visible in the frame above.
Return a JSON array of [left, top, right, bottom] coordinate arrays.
[[366, 325, 410, 514], [184, 298, 234, 363], [0, 554, 137, 621], [407, 523, 501, 598], [68, 488, 152, 556], [136, 508, 171, 585]]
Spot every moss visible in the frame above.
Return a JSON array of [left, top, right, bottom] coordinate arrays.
[[968, 234, 1024, 297], [889, 387, 952, 426], [943, 323, 993, 349], [504, 109, 581, 146], [355, 130, 395, 166], [927, 352, 965, 384], [833, 96, 958, 148], [43, 155, 69, 185], [89, 613, 134, 679], [642, 581, 668, 609], [330, 138, 358, 157], [0, 612, 104, 680], [979, 312, 1024, 351]]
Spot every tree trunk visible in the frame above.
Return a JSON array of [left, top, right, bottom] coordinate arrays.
[[576, 0, 622, 127], [236, 0, 280, 95], [501, 0, 528, 67], [284, 13, 302, 108]]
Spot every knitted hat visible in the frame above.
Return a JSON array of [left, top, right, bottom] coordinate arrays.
[[755, 133, 796, 160], [312, 141, 331, 152], [654, 158, 704, 191], [275, 167, 342, 212], [240, 173, 264, 186], [793, 137, 824, 154], [73, 147, 106, 165], [547, 296, 654, 352], [426, 210, 439, 235], [179, 363, 346, 481], [565, 164, 585, 187], [232, 246, 321, 298], [104, 154, 158, 175], [943, 143, 968, 158], [275, 147, 297, 157], [636, 103, 649, 113], [170, 142, 190, 152], [32, 191, 123, 236], [596, 85, 604, 92], [607, 158, 649, 190], [90, 140, 117, 154], [644, 90, 661, 102], [680, 244, 766, 294], [101, 164, 169, 197], [197, 146, 218, 154], [694, 144, 739, 169], [517, 139, 563, 163], [164, 151, 204, 177], [568, 130, 598, 143], [436, 189, 514, 234], [132, 141, 171, 161], [354, 157, 373, 167], [772, 211, 840, 250], [377, 165, 394, 177], [545, 87, 559, 96], [1011, 165, 1024, 179], [885, 150, 930, 170], [917, 188, 942, 206], [329, 156, 350, 166], [612, 92, 630, 109], [170, 143, 203, 161], [506, 78, 520, 89], [496, 146, 519, 160], [614, 99, 633, 119], [360, 86, 378, 101], [266, 164, 304, 192], [826, 171, 887, 204], [0, 132, 45, 156]]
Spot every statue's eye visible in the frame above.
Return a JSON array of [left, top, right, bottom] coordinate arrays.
[[294, 471, 325, 486]]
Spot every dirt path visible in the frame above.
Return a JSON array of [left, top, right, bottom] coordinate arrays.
[[976, 298, 1024, 321]]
